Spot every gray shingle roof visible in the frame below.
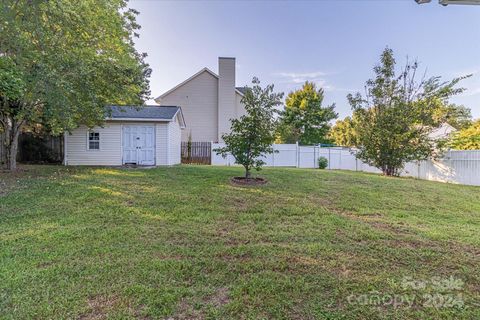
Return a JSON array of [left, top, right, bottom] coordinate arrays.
[[107, 105, 180, 120]]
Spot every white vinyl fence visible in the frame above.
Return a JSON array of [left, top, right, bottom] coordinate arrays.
[[211, 143, 480, 186]]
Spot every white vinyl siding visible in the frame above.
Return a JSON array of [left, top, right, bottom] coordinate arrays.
[[235, 92, 246, 118], [159, 71, 218, 142], [168, 115, 182, 165], [66, 120, 183, 166], [217, 58, 236, 141], [155, 122, 169, 165], [66, 123, 122, 165]]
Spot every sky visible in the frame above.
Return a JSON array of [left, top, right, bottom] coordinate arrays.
[[129, 0, 480, 119]]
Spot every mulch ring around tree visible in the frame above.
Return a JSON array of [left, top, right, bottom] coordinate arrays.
[[230, 176, 268, 186]]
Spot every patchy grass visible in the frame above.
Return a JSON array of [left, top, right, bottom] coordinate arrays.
[[0, 165, 479, 319]]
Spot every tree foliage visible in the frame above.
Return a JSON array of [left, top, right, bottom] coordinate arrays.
[[0, 0, 151, 170], [215, 77, 283, 179], [449, 119, 480, 150], [348, 48, 467, 176], [329, 115, 358, 147], [277, 81, 337, 145], [431, 103, 472, 130]]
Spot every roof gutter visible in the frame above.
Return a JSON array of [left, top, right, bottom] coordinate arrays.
[[105, 118, 174, 122]]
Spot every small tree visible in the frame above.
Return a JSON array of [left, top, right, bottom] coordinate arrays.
[[278, 81, 337, 145], [215, 77, 283, 179], [348, 48, 467, 176], [186, 131, 193, 162]]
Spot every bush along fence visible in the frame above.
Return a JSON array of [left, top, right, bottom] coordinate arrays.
[[211, 143, 480, 186]]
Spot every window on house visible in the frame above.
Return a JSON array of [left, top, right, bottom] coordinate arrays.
[[88, 131, 100, 150]]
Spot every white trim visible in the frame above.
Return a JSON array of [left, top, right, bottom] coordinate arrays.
[[166, 122, 170, 165], [154, 67, 245, 103], [86, 130, 101, 151], [235, 89, 244, 96], [154, 125, 157, 166], [106, 117, 173, 122], [172, 108, 187, 129], [120, 124, 123, 164], [121, 124, 156, 166], [155, 68, 219, 102]]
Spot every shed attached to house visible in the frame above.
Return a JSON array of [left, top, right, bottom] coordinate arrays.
[[64, 106, 185, 166]]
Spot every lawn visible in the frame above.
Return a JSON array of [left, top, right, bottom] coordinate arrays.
[[0, 165, 479, 319]]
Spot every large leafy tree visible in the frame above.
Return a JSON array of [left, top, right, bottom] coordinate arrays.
[[215, 77, 283, 179], [0, 0, 150, 170], [431, 103, 472, 130], [348, 48, 466, 176], [278, 81, 337, 145], [329, 115, 358, 147], [449, 119, 480, 150]]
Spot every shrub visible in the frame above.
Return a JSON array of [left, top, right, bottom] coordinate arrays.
[[317, 156, 328, 169]]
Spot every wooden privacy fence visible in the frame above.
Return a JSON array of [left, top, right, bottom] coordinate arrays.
[[0, 132, 64, 164], [181, 141, 211, 164]]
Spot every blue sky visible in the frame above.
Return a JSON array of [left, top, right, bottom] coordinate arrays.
[[129, 0, 480, 119]]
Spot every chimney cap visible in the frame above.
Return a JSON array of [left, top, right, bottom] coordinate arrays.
[[219, 57, 236, 60]]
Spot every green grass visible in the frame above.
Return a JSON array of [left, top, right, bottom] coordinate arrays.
[[1, 165, 479, 319]]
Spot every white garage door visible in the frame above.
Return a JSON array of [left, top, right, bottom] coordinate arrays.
[[122, 125, 155, 165]]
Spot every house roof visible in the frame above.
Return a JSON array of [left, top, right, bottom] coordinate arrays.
[[428, 122, 457, 140], [155, 68, 245, 102], [235, 87, 249, 95], [106, 105, 186, 128]]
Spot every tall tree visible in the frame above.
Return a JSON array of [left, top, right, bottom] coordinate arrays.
[[329, 115, 358, 147], [449, 119, 480, 150], [0, 0, 150, 170], [215, 77, 283, 179], [431, 103, 472, 130], [348, 48, 466, 176], [278, 82, 337, 145]]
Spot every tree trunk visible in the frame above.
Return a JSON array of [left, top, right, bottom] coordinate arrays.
[[245, 167, 251, 179], [2, 119, 22, 171], [382, 166, 398, 177]]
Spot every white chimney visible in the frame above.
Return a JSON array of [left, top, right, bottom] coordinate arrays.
[[217, 57, 236, 141]]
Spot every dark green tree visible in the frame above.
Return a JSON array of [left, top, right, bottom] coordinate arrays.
[[0, 0, 151, 170], [278, 81, 337, 145], [215, 77, 283, 179], [348, 48, 467, 176]]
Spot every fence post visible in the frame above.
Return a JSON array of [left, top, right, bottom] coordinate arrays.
[[339, 148, 342, 169], [328, 147, 331, 170], [272, 144, 275, 167], [355, 149, 358, 171], [296, 141, 299, 168]]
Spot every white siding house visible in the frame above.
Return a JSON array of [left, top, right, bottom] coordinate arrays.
[[155, 57, 247, 142], [64, 106, 185, 166]]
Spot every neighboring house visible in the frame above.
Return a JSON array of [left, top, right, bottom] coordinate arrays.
[[155, 57, 246, 142], [429, 122, 457, 140], [64, 106, 185, 166]]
